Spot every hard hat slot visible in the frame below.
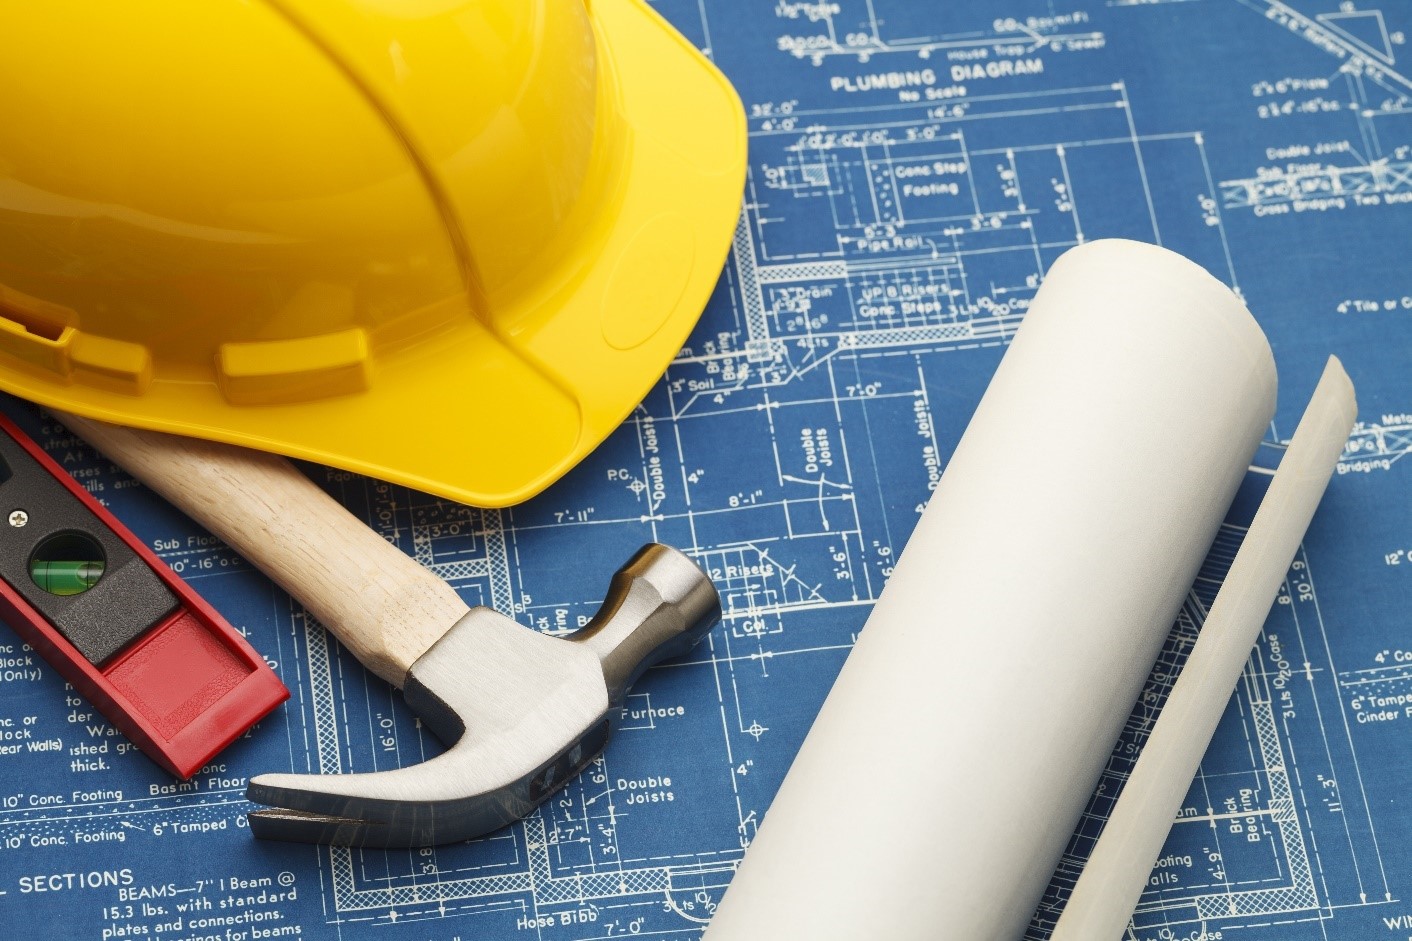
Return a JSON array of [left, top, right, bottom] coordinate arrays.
[[0, 286, 75, 378], [0, 285, 73, 344], [0, 306, 64, 343]]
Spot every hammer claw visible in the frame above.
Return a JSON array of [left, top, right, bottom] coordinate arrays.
[[245, 777, 402, 847], [245, 545, 722, 847], [247, 808, 387, 847]]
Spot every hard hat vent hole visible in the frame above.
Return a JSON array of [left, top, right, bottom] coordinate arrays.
[[0, 299, 67, 343]]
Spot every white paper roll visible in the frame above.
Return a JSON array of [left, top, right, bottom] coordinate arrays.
[[1050, 356, 1355, 940], [703, 239, 1278, 941]]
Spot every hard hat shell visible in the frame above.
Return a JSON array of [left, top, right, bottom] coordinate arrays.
[[0, 0, 746, 506]]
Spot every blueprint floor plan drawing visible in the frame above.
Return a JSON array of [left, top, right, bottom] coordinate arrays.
[[1, 1, 1411, 939]]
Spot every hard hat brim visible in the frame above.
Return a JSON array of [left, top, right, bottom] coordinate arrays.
[[15, 0, 746, 507]]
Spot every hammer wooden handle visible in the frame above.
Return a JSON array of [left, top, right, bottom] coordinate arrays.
[[57, 413, 469, 687]]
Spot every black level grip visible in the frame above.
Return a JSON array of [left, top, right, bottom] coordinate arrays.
[[0, 432, 176, 664]]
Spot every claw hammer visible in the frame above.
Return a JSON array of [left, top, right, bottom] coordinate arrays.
[[59, 412, 721, 848]]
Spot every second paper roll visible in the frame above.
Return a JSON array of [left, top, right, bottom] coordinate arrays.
[[703, 239, 1278, 940]]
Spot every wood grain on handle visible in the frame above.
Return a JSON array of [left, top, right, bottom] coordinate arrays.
[[57, 412, 470, 687]]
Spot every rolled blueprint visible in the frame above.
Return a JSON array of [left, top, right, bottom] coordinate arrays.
[[703, 239, 1279, 941]]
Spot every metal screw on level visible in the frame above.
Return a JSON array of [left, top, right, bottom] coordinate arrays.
[[8, 510, 27, 528]]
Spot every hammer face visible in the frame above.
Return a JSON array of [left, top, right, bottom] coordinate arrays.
[[245, 544, 722, 848]]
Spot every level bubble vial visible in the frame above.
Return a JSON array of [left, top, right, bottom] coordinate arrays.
[[29, 531, 106, 596]]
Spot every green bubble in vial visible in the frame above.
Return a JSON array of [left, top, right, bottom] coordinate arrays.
[[30, 560, 105, 596]]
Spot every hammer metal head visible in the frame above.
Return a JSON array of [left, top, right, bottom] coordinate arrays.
[[245, 544, 721, 847]]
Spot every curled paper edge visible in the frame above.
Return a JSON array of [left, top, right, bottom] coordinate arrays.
[[1050, 356, 1357, 940]]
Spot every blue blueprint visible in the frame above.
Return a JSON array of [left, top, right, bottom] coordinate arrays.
[[2, 1, 1412, 939]]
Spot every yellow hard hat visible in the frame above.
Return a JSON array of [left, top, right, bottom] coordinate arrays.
[[0, 0, 745, 506]]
